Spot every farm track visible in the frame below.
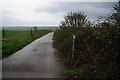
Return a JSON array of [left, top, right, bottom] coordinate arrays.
[[2, 32, 65, 78]]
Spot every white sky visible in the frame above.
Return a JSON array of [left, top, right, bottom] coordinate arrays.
[[0, 0, 118, 27]]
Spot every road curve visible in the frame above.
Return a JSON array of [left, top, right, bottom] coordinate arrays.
[[2, 32, 65, 78]]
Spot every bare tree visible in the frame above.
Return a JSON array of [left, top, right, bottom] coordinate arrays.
[[59, 11, 90, 29]]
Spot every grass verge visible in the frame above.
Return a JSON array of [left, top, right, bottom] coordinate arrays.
[[2, 31, 49, 59]]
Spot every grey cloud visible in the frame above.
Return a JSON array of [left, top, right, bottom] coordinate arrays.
[[2, 2, 117, 26], [35, 2, 116, 13], [2, 10, 57, 26], [35, 2, 116, 21], [2, 10, 14, 16], [2, 16, 57, 26]]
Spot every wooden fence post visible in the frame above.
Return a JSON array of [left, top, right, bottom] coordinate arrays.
[[31, 29, 33, 38], [2, 29, 7, 39]]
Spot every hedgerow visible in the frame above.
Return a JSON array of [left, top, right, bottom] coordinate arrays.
[[53, 26, 119, 78]]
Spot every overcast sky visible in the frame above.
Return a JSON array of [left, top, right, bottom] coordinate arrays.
[[0, 0, 118, 27]]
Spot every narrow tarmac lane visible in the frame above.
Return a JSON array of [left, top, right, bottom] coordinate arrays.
[[2, 32, 65, 78]]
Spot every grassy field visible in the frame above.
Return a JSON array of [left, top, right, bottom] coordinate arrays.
[[2, 32, 48, 58], [1, 27, 53, 59], [2, 31, 30, 39]]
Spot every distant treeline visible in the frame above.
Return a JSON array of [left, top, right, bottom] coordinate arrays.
[[1, 27, 60, 31]]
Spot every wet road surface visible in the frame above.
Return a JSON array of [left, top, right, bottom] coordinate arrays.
[[2, 32, 65, 78]]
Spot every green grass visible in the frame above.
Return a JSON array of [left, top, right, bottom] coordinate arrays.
[[3, 31, 30, 39], [1, 26, 58, 59], [64, 65, 94, 78], [2, 30, 49, 59], [2, 39, 32, 58]]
